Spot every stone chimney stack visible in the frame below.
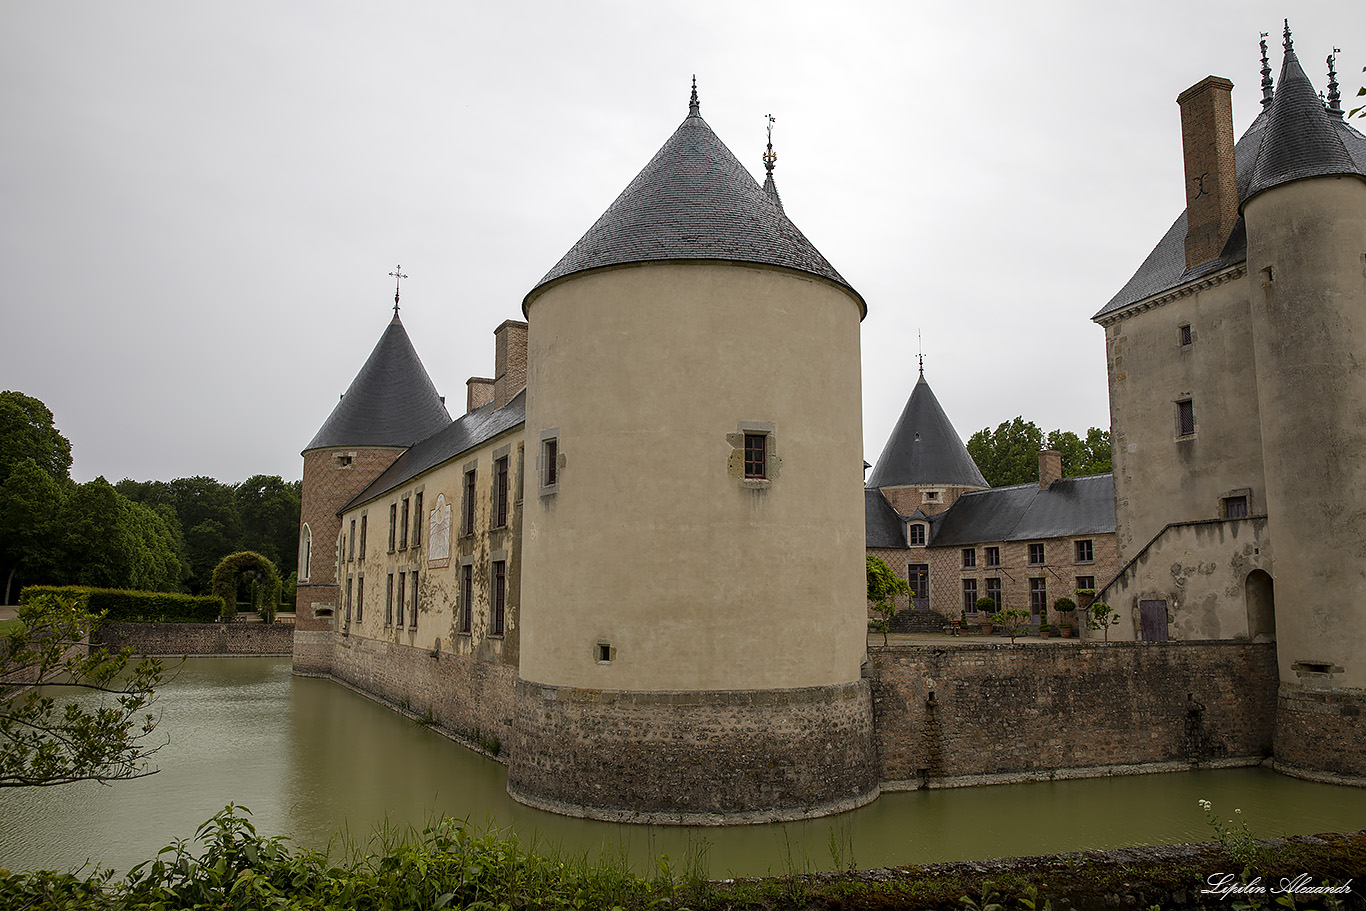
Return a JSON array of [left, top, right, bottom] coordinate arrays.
[[466, 377, 495, 413], [1039, 450, 1062, 490], [493, 320, 529, 409], [1177, 76, 1239, 270]]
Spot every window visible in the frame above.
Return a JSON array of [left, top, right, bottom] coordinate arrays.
[[345, 577, 353, 625], [924, 490, 940, 503], [400, 496, 410, 550], [413, 492, 423, 548], [460, 564, 473, 634], [410, 569, 419, 629], [1076, 575, 1095, 592], [962, 548, 976, 569], [491, 560, 506, 636], [396, 572, 406, 628], [1177, 399, 1196, 436], [463, 469, 477, 535], [356, 576, 364, 623], [1075, 539, 1093, 563], [1030, 577, 1047, 614], [1179, 324, 1192, 346], [299, 524, 312, 582], [388, 503, 397, 552], [359, 515, 367, 559], [985, 577, 1002, 610], [385, 573, 394, 626], [1223, 495, 1248, 519], [542, 437, 558, 489], [348, 519, 356, 561], [333, 453, 353, 469], [744, 434, 767, 479], [494, 457, 509, 528], [1029, 543, 1045, 565], [985, 546, 1000, 568], [962, 578, 978, 613], [909, 524, 926, 546]]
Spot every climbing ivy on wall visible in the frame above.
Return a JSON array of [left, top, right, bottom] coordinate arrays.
[[210, 552, 281, 623]]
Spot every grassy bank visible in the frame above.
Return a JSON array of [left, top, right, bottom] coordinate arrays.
[[0, 806, 1360, 910]]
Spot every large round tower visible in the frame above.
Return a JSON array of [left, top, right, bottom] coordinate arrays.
[[508, 84, 876, 823], [1244, 33, 1366, 781], [294, 304, 450, 675]]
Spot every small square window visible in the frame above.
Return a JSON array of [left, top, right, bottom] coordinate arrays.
[[1076, 575, 1095, 592], [1177, 399, 1196, 437], [1223, 495, 1249, 519], [924, 490, 940, 503], [1075, 539, 1093, 563], [1179, 324, 1192, 346], [596, 642, 612, 663], [744, 434, 767, 479], [985, 547, 1000, 568], [909, 524, 926, 546], [962, 548, 976, 569], [1029, 543, 1045, 565]]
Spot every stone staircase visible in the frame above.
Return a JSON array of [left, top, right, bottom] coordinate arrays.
[[889, 607, 953, 634]]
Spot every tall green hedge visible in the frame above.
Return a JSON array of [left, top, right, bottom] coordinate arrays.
[[19, 586, 224, 623]]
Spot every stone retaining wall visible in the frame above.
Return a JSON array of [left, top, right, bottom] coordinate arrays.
[[1274, 683, 1366, 783], [870, 640, 1278, 787], [93, 622, 294, 656]]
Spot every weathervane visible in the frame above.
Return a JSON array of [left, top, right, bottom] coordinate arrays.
[[763, 114, 777, 175], [389, 265, 408, 316], [918, 330, 924, 379]]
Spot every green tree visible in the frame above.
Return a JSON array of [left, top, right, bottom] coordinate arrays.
[[0, 592, 164, 787], [235, 475, 301, 573], [0, 391, 73, 489], [54, 479, 181, 592], [967, 418, 1111, 486], [866, 556, 911, 646], [0, 459, 66, 604]]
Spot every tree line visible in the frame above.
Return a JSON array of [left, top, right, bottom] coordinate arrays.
[[965, 417, 1111, 487], [0, 390, 300, 604]]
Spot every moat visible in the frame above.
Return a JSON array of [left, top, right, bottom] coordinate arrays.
[[2, 657, 1364, 877]]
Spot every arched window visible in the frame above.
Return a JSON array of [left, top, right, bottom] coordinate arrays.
[[299, 524, 312, 582]]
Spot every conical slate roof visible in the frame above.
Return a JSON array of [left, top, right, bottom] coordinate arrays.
[[524, 86, 863, 314], [866, 372, 987, 490], [1245, 38, 1364, 202], [304, 315, 451, 452]]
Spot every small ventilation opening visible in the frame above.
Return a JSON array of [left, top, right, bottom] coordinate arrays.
[[1293, 660, 1340, 677], [596, 642, 612, 663]]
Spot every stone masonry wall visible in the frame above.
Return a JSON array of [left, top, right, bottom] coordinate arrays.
[[507, 679, 878, 824], [92, 622, 294, 657], [870, 640, 1277, 787], [1275, 683, 1366, 782]]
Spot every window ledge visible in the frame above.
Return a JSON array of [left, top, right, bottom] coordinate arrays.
[[739, 478, 771, 490]]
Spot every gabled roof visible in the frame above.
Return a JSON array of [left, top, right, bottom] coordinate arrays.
[[1095, 57, 1366, 321], [865, 372, 987, 490], [865, 489, 906, 548], [304, 315, 451, 452], [928, 474, 1115, 547], [342, 390, 526, 512], [524, 86, 863, 315]]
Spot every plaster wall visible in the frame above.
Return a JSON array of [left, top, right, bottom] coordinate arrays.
[[1102, 274, 1267, 566], [520, 262, 867, 692]]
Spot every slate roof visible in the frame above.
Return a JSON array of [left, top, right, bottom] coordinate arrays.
[[304, 315, 452, 452], [1095, 56, 1366, 321], [342, 390, 526, 512], [927, 474, 1116, 547], [865, 373, 988, 490], [865, 488, 906, 548], [524, 88, 864, 315]]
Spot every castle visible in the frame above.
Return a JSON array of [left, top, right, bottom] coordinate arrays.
[[296, 36, 1365, 824]]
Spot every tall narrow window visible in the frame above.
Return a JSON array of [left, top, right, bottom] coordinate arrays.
[[495, 457, 509, 528], [359, 515, 367, 559], [543, 438, 558, 488], [744, 434, 766, 479], [300, 524, 312, 582], [356, 575, 364, 623], [413, 492, 423, 548], [491, 560, 506, 636], [385, 573, 394, 626], [1029, 543, 1045, 565], [345, 577, 353, 625], [348, 519, 356, 561], [962, 578, 978, 613], [1030, 577, 1047, 614], [461, 564, 473, 634], [464, 469, 477, 535], [400, 497, 410, 550], [1179, 324, 1192, 346], [388, 504, 397, 552], [908, 524, 926, 546], [986, 577, 1002, 610], [1177, 399, 1196, 436], [410, 569, 419, 629], [397, 572, 406, 628]]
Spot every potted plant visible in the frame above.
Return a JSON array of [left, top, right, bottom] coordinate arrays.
[[991, 607, 1031, 644], [1074, 589, 1096, 611], [1054, 597, 1077, 638], [975, 597, 996, 634]]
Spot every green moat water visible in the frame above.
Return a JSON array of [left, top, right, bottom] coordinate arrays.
[[2, 657, 1364, 878]]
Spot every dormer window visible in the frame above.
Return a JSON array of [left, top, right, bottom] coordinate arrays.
[[909, 523, 926, 546], [923, 490, 941, 503]]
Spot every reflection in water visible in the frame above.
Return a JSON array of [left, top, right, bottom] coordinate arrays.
[[2, 657, 1364, 877]]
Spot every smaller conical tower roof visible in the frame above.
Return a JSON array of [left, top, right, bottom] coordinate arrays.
[[867, 370, 987, 490], [1246, 24, 1365, 203], [304, 314, 451, 452]]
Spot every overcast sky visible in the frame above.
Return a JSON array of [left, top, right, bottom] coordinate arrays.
[[3, 1, 1362, 485]]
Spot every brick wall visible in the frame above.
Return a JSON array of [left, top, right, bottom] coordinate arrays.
[[92, 622, 293, 656], [870, 640, 1277, 786], [1275, 684, 1366, 780], [507, 679, 879, 823]]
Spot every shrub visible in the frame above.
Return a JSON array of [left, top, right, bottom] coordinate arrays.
[[19, 586, 223, 623], [1053, 597, 1076, 613]]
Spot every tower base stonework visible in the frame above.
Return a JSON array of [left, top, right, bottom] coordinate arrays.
[[506, 678, 878, 824], [1274, 683, 1366, 785]]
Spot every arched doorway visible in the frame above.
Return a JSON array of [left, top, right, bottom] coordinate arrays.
[[1245, 569, 1275, 641]]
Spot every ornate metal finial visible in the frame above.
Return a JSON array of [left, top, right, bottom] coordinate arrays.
[[1327, 48, 1344, 119], [763, 114, 777, 175], [1283, 19, 1293, 54], [389, 265, 408, 316], [917, 331, 924, 379], [689, 75, 699, 116], [1260, 32, 1275, 109]]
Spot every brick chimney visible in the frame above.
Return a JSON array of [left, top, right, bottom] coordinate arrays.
[[1177, 76, 1238, 270], [466, 377, 494, 413], [493, 320, 529, 409], [1039, 450, 1062, 490]]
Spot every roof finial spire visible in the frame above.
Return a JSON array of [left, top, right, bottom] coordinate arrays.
[[389, 265, 408, 317], [917, 330, 924, 379], [688, 75, 699, 116], [1327, 48, 1344, 120], [763, 114, 777, 175], [1283, 19, 1293, 54], [1260, 32, 1275, 109]]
